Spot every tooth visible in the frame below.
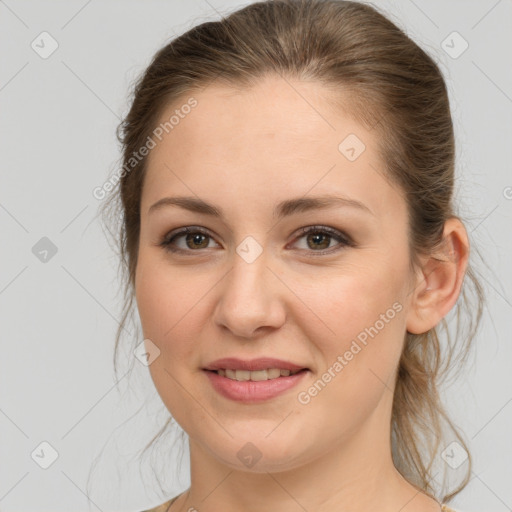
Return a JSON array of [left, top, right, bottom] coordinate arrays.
[[235, 370, 250, 381], [218, 368, 303, 381], [250, 370, 269, 381], [267, 368, 281, 379]]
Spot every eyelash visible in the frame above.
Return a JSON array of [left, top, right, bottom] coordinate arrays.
[[159, 225, 355, 256]]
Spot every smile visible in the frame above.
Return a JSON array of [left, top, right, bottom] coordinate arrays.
[[203, 368, 309, 403], [212, 368, 304, 381]]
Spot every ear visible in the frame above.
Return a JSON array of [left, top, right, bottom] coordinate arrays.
[[406, 217, 469, 335]]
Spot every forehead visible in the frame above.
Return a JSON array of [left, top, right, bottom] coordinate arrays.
[[142, 75, 404, 220], [149, 75, 355, 165]]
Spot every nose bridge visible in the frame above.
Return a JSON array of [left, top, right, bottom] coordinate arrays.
[[231, 246, 270, 296], [213, 243, 285, 338]]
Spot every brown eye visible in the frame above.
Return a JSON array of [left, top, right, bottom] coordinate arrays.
[[160, 225, 354, 256], [305, 231, 332, 250], [184, 232, 210, 249], [160, 227, 220, 253], [291, 225, 354, 254]]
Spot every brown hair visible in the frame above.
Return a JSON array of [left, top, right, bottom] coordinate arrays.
[[98, 0, 484, 504]]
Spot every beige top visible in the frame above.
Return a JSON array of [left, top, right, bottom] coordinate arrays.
[[142, 494, 459, 512]]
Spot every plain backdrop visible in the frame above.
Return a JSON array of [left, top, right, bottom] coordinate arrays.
[[0, 1, 511, 511]]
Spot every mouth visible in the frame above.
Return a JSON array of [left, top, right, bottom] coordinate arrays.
[[203, 367, 308, 382], [202, 365, 310, 403], [201, 357, 310, 402]]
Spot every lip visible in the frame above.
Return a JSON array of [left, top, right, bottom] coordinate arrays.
[[202, 357, 308, 372], [203, 368, 310, 403]]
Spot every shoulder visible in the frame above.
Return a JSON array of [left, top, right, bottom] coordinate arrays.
[[140, 495, 179, 512], [441, 505, 461, 512]]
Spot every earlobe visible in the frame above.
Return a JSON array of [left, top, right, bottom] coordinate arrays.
[[405, 218, 469, 335]]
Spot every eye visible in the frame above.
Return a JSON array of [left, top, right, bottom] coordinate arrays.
[[159, 225, 354, 255], [159, 227, 220, 253], [290, 225, 354, 254]]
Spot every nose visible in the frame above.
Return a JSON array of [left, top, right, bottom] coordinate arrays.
[[213, 249, 286, 339]]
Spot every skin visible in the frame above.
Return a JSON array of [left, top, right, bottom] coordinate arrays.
[[134, 75, 468, 512]]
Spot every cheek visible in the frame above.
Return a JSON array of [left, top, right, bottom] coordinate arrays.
[[135, 256, 199, 339], [296, 259, 405, 341], [293, 269, 407, 433], [135, 259, 205, 421], [134, 256, 214, 379], [295, 257, 408, 387]]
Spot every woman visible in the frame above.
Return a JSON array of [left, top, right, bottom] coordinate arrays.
[[100, 0, 484, 510]]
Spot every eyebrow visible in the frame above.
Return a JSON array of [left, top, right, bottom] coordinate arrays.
[[148, 194, 374, 218]]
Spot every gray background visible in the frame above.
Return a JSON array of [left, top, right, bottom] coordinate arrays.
[[0, 1, 511, 511]]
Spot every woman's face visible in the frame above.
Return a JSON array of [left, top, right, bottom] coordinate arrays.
[[135, 75, 417, 472]]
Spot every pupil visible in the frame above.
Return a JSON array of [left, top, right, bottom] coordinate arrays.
[[186, 233, 208, 249], [308, 232, 330, 250]]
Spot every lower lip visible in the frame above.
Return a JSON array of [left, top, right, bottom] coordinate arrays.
[[203, 369, 309, 403]]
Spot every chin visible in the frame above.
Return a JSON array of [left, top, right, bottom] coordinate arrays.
[[199, 432, 317, 474]]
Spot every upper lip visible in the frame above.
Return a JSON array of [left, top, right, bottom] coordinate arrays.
[[203, 357, 308, 372]]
